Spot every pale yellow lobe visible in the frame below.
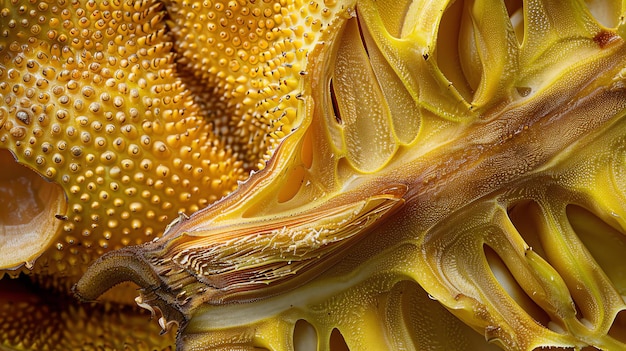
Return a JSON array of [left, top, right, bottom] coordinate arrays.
[[0, 149, 66, 269]]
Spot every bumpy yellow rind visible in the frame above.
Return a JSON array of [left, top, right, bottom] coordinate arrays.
[[0, 276, 175, 351], [0, 0, 246, 276], [164, 0, 317, 170]]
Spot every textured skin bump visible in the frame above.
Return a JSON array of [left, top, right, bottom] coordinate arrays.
[[0, 0, 246, 276]]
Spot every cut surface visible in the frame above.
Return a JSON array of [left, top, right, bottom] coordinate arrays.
[[1, 0, 625, 350]]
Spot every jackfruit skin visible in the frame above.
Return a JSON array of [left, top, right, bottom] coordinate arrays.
[[0, 0, 318, 348], [0, 0, 245, 277], [164, 0, 316, 170], [0, 276, 176, 350], [0, 1, 244, 349]]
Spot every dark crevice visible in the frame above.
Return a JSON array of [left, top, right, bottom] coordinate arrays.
[[608, 309, 626, 343], [515, 86, 532, 97], [329, 328, 350, 351], [329, 79, 342, 125], [571, 296, 587, 327], [507, 200, 548, 260], [355, 8, 370, 58], [435, 0, 473, 102], [504, 0, 524, 44], [503, 0, 523, 17]]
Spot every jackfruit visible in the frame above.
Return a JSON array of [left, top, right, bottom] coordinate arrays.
[[6, 0, 626, 350]]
